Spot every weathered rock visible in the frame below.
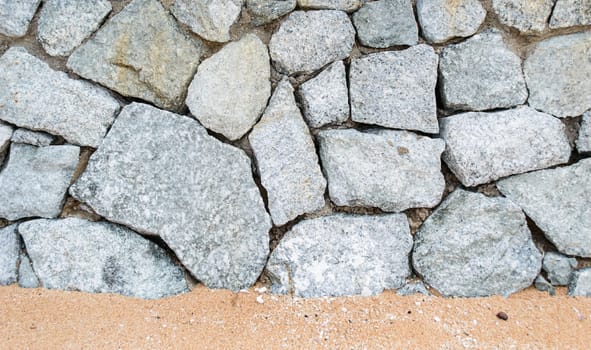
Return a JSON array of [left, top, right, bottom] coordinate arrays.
[[550, 0, 591, 28], [297, 0, 360, 11], [0, 144, 79, 221], [0, 47, 120, 148], [440, 106, 571, 187], [318, 129, 445, 211], [247, 0, 296, 26], [412, 189, 542, 297], [269, 10, 355, 75], [534, 275, 555, 295], [11, 128, 55, 147], [0, 122, 12, 165], [416, 0, 486, 43], [497, 159, 591, 258], [492, 0, 553, 33], [439, 30, 528, 111], [18, 253, 39, 288], [19, 218, 188, 299], [568, 268, 591, 296], [37, 0, 112, 56], [298, 60, 349, 128], [171, 0, 242, 43], [0, 0, 41, 37], [186, 34, 270, 140], [0, 225, 19, 285], [349, 45, 439, 133], [67, 0, 203, 110], [267, 214, 413, 297], [352, 0, 418, 48], [542, 252, 577, 286], [576, 111, 591, 153], [396, 281, 431, 296], [70, 103, 271, 291], [249, 78, 326, 225], [524, 31, 591, 118]]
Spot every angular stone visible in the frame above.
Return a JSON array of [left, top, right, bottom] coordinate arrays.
[[318, 129, 445, 211], [247, 0, 296, 26], [171, 0, 242, 43], [70, 103, 271, 291], [0, 144, 79, 221], [269, 10, 355, 75], [350, 45, 439, 133], [0, 47, 120, 147], [440, 106, 571, 187], [19, 218, 188, 299], [297, 0, 361, 11], [267, 213, 412, 297], [439, 30, 528, 111], [413, 189, 542, 297], [67, 0, 202, 111], [534, 275, 555, 295], [416, 0, 486, 43], [497, 159, 591, 258], [542, 252, 577, 286], [352, 0, 418, 48], [37, 0, 112, 57], [0, 122, 12, 165], [18, 253, 39, 288], [11, 128, 55, 147], [550, 0, 591, 28], [524, 31, 591, 118], [298, 60, 349, 128], [0, 225, 19, 285], [186, 34, 270, 140], [0, 0, 41, 37], [492, 0, 553, 33], [396, 281, 431, 296], [568, 268, 591, 296], [576, 111, 591, 153]]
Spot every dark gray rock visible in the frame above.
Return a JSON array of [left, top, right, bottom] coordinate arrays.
[[11, 128, 55, 147], [171, 0, 243, 43], [18, 253, 39, 288], [297, 0, 361, 11], [542, 252, 577, 286], [0, 225, 19, 285], [577, 111, 591, 154], [550, 0, 591, 28], [568, 268, 591, 296], [492, 0, 553, 33], [247, 0, 296, 26], [396, 281, 431, 296], [416, 0, 486, 43], [0, 0, 41, 37], [352, 0, 418, 48]]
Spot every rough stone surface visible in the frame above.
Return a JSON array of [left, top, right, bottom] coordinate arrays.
[[0, 0, 40, 37], [11, 128, 55, 147], [524, 31, 591, 118], [550, 0, 591, 28], [247, 0, 296, 26], [492, 0, 553, 33], [186, 34, 270, 141], [249, 78, 326, 226], [0, 122, 12, 165], [67, 0, 202, 111], [568, 268, 591, 296], [0, 144, 80, 221], [349, 45, 439, 133], [0, 47, 120, 148], [19, 218, 189, 299], [37, 0, 112, 57], [267, 214, 412, 297], [440, 106, 571, 187], [534, 275, 555, 295], [396, 281, 431, 296], [497, 159, 591, 258], [269, 10, 355, 75], [298, 60, 349, 128], [412, 189, 542, 297], [318, 129, 445, 212], [542, 252, 578, 286], [352, 0, 418, 48], [297, 0, 360, 11], [439, 30, 528, 111], [0, 225, 19, 285], [70, 103, 271, 291], [576, 111, 591, 153], [416, 0, 486, 43], [171, 0, 242, 43], [18, 253, 39, 288]]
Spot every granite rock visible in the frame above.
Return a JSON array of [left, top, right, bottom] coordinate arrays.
[[11, 128, 55, 147], [18, 253, 39, 288], [492, 0, 553, 33], [297, 0, 361, 11], [542, 252, 578, 286], [568, 268, 591, 296], [247, 0, 296, 26], [0, 0, 41, 37], [0, 123, 12, 165], [171, 0, 243, 43], [534, 275, 555, 295], [550, 0, 591, 28], [352, 0, 418, 48], [0, 225, 19, 285], [576, 111, 591, 153], [416, 0, 486, 43], [396, 281, 431, 296]]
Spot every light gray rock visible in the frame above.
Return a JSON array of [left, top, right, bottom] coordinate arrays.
[[534, 275, 555, 295], [440, 106, 571, 187], [318, 129, 445, 211], [298, 60, 349, 128], [0, 144, 79, 221], [269, 10, 355, 75], [186, 34, 270, 141], [349, 45, 439, 133], [37, 0, 112, 57], [550, 0, 591, 28], [18, 253, 39, 288], [576, 111, 591, 153], [70, 103, 271, 291], [0, 123, 12, 165], [67, 0, 203, 111], [19, 218, 188, 299], [497, 159, 591, 258], [297, 0, 361, 11], [568, 268, 591, 296], [412, 189, 542, 297], [524, 31, 591, 118], [11, 128, 55, 147], [247, 0, 296, 26], [542, 252, 578, 286], [249, 78, 326, 226], [396, 281, 431, 296], [267, 214, 413, 297], [171, 0, 243, 43], [353, 0, 417, 48], [416, 0, 486, 43], [0, 47, 120, 148], [0, 0, 41, 37], [0, 225, 19, 285], [439, 30, 528, 111], [492, 0, 553, 33]]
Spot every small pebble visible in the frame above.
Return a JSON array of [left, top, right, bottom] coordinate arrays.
[[256, 295, 264, 304], [496, 311, 509, 321]]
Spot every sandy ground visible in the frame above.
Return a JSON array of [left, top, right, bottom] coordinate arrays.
[[1, 285, 590, 349]]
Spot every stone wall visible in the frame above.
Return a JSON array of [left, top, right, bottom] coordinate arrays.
[[0, 0, 590, 299]]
